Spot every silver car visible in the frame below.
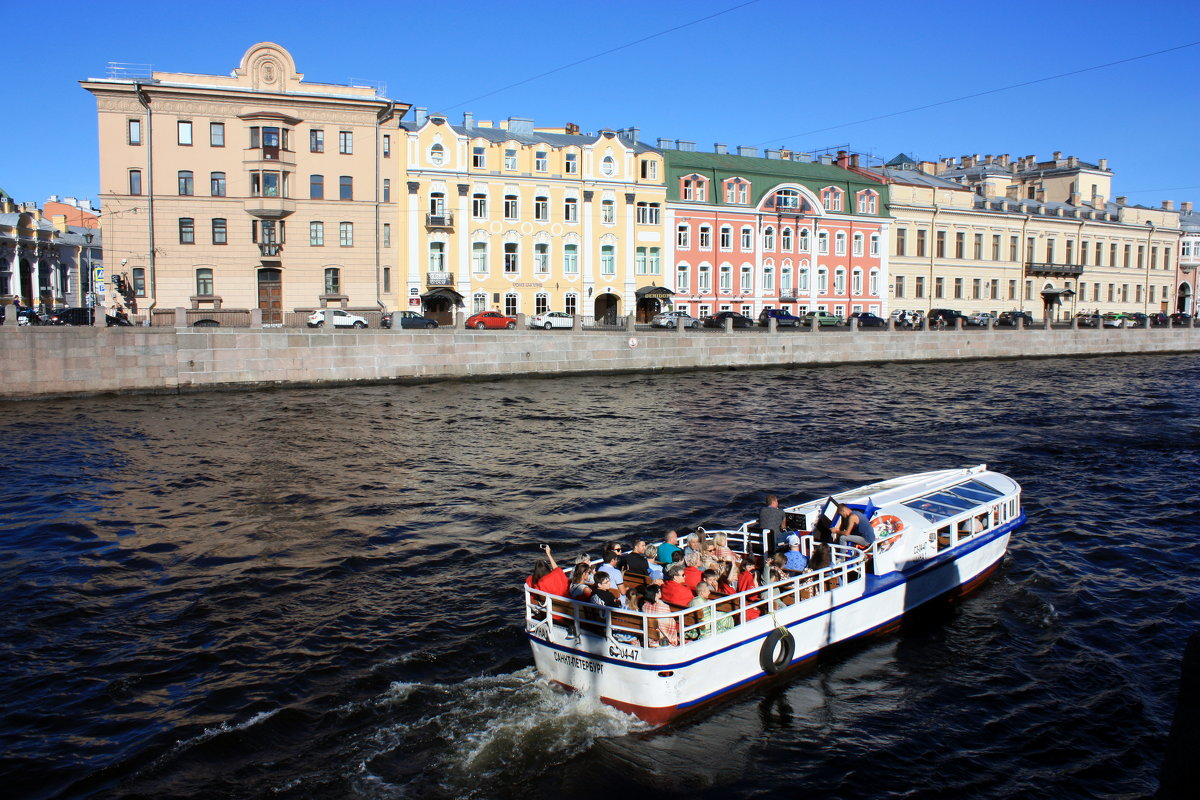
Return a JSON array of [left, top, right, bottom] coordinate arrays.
[[651, 310, 702, 328]]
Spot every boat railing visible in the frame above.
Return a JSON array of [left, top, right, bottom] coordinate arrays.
[[523, 547, 867, 649]]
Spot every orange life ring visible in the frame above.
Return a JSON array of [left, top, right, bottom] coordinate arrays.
[[874, 515, 905, 535]]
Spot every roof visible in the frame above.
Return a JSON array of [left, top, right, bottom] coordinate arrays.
[[867, 166, 964, 191], [401, 122, 660, 155]]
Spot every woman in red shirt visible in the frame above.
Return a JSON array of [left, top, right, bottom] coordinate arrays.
[[526, 545, 569, 597]]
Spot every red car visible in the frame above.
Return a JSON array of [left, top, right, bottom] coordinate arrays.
[[466, 311, 517, 329]]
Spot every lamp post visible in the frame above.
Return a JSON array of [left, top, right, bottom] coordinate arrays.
[[83, 231, 94, 310]]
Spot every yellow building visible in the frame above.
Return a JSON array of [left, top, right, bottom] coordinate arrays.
[[398, 113, 666, 322], [871, 153, 1180, 319], [81, 43, 408, 323]]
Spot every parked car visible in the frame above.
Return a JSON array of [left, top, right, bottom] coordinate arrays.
[[996, 311, 1035, 328], [849, 312, 886, 328], [1126, 312, 1149, 328], [1101, 314, 1128, 328], [1073, 312, 1099, 328], [307, 309, 368, 328], [466, 311, 517, 329], [529, 311, 573, 330], [928, 308, 969, 327], [1170, 312, 1193, 325], [651, 310, 702, 328], [383, 310, 438, 329], [702, 311, 755, 329], [758, 308, 803, 327], [47, 307, 96, 326], [800, 310, 843, 328], [1150, 312, 1170, 327], [966, 312, 997, 327]]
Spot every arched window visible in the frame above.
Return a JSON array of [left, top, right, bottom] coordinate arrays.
[[535, 292, 549, 314], [818, 267, 828, 294], [763, 262, 775, 292], [429, 143, 445, 166], [853, 233, 864, 256], [798, 267, 809, 291], [781, 264, 793, 293], [852, 268, 863, 295], [763, 227, 775, 251], [472, 242, 488, 274], [195, 267, 213, 296], [472, 292, 487, 313], [504, 292, 518, 315], [821, 187, 843, 211], [781, 227, 793, 251], [869, 268, 879, 296]]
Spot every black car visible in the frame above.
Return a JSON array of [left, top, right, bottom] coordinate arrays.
[[383, 310, 439, 329], [849, 312, 886, 328], [1126, 313, 1149, 328], [928, 309, 969, 327], [1170, 312, 1193, 326], [996, 311, 1034, 328], [703, 311, 755, 329], [758, 308, 802, 327]]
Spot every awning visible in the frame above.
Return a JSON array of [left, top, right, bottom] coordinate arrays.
[[1040, 288, 1075, 306], [421, 287, 464, 306], [635, 285, 675, 300]]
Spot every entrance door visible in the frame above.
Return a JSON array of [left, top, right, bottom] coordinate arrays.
[[594, 293, 619, 324], [636, 297, 663, 322], [19, 260, 34, 306], [257, 268, 283, 325]]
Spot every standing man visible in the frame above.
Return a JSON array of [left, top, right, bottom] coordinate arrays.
[[758, 494, 786, 586]]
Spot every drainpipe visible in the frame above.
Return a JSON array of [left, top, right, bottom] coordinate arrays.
[[375, 101, 396, 313], [1018, 213, 1031, 314], [1073, 216, 1085, 318], [1144, 221, 1155, 316], [135, 82, 156, 318]]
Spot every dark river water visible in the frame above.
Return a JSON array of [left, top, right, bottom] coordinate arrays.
[[2, 353, 1198, 799]]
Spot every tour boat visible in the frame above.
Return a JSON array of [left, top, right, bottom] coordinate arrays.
[[523, 465, 1024, 725]]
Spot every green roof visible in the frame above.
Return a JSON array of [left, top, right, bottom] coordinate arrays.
[[663, 149, 889, 214]]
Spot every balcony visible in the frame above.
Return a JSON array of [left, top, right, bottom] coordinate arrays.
[[242, 146, 296, 168], [243, 197, 296, 219], [259, 243, 283, 260], [1025, 261, 1084, 277], [425, 211, 454, 229], [426, 271, 454, 286]]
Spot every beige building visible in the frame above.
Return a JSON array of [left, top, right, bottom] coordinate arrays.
[[81, 43, 408, 323], [399, 113, 665, 322], [866, 153, 1180, 319]]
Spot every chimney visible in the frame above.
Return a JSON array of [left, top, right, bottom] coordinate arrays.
[[463, 112, 474, 128], [795, 152, 811, 163], [737, 145, 758, 158], [1036, 187, 1046, 202], [1116, 196, 1127, 205], [985, 154, 994, 165], [51, 214, 69, 232], [1162, 200, 1174, 211], [999, 154, 1010, 167], [960, 154, 972, 167], [677, 140, 696, 152], [713, 143, 727, 155], [1183, 201, 1194, 214], [565, 122, 580, 135], [1068, 156, 1079, 168], [657, 137, 675, 149], [818, 154, 834, 165], [836, 150, 849, 168], [1052, 151, 1063, 161], [850, 153, 860, 168], [765, 149, 781, 160], [414, 107, 427, 125], [617, 126, 640, 143], [1099, 158, 1108, 171], [1094, 193, 1106, 208], [974, 153, 982, 165], [1069, 191, 1080, 206]]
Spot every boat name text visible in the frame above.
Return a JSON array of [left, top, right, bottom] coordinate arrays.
[[554, 652, 603, 673]]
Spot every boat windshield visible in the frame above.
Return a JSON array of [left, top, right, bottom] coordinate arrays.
[[924, 491, 977, 511], [901, 498, 963, 522], [947, 480, 1005, 502]]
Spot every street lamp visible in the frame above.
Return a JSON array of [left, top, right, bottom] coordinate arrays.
[[82, 231, 95, 310]]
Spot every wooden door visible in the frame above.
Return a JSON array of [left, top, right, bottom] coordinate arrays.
[[257, 268, 283, 325]]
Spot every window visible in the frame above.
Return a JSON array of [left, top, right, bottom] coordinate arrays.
[[179, 218, 195, 244], [504, 194, 518, 220], [763, 264, 774, 292], [992, 234, 1001, 261], [601, 199, 615, 224], [972, 278, 982, 300], [535, 243, 549, 273], [381, 178, 390, 203], [535, 151, 548, 171], [504, 242, 519, 273], [565, 293, 577, 316], [534, 196, 549, 222], [128, 118, 142, 145], [600, 155, 616, 176], [895, 228, 907, 256], [210, 172, 226, 197], [205, 121, 224, 148], [776, 189, 803, 209], [382, 135, 390, 158], [699, 225, 712, 249], [473, 193, 488, 218], [472, 146, 486, 168], [565, 152, 578, 173], [564, 197, 578, 222], [325, 267, 341, 294], [763, 227, 776, 251], [870, 234, 879, 256], [817, 231, 829, 255], [204, 218, 225, 246], [895, 275, 905, 298], [852, 233, 864, 256], [505, 294, 518, 316], [821, 187, 842, 211], [1011, 236, 1020, 262], [429, 192, 446, 217], [429, 242, 445, 271], [601, 245, 615, 275], [741, 228, 753, 251], [339, 131, 353, 154], [310, 129, 324, 153], [383, 267, 391, 293], [974, 233, 984, 259], [636, 202, 660, 225], [781, 228, 792, 251], [781, 266, 793, 293], [676, 263, 689, 292], [339, 176, 353, 201], [195, 268, 214, 296], [676, 224, 690, 249], [178, 170, 194, 196], [382, 224, 391, 247], [857, 191, 877, 214], [563, 244, 579, 274], [535, 293, 549, 314], [719, 264, 733, 293], [178, 120, 193, 145], [682, 179, 695, 201], [339, 222, 353, 247], [954, 277, 963, 299], [472, 242, 488, 274], [916, 229, 927, 257], [473, 292, 487, 313], [870, 269, 879, 296], [834, 268, 845, 294], [915, 276, 925, 298], [132, 268, 146, 296], [740, 264, 753, 292], [429, 143, 445, 166], [955, 232, 965, 259], [635, 247, 661, 275], [699, 264, 711, 292], [641, 159, 658, 180], [250, 170, 285, 198], [720, 226, 733, 250], [504, 149, 517, 170], [798, 229, 810, 252], [310, 174, 324, 199], [935, 276, 945, 298], [129, 169, 142, 195], [936, 231, 946, 258], [310, 221, 324, 246]]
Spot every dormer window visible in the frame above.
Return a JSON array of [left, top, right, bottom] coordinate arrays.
[[856, 190, 878, 214], [429, 143, 446, 166], [601, 155, 616, 177], [821, 187, 844, 211]]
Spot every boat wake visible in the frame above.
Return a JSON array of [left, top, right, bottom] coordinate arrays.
[[352, 667, 648, 798]]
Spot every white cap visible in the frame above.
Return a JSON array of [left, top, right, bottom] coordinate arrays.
[[787, 534, 801, 547]]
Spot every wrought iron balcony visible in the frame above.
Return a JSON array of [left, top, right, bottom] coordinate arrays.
[[426, 271, 454, 286], [259, 243, 283, 259], [425, 211, 454, 228], [1025, 261, 1084, 277]]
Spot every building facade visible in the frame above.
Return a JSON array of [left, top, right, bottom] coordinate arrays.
[[1177, 201, 1197, 315], [663, 145, 889, 320], [82, 43, 408, 323], [398, 113, 665, 322], [869, 153, 1181, 319]]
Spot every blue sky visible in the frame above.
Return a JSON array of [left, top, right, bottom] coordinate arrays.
[[5, 0, 1199, 209]]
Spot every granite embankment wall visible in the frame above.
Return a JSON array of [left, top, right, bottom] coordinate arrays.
[[2, 323, 1199, 400]]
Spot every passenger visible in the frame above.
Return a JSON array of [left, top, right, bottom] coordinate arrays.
[[620, 537, 652, 576], [783, 534, 809, 576], [808, 543, 840, 592], [597, 542, 627, 597], [768, 551, 789, 584], [568, 562, 594, 602], [758, 494, 786, 555], [625, 584, 645, 613], [590, 571, 622, 608], [682, 551, 704, 590], [657, 530, 683, 566], [682, 532, 703, 561], [735, 560, 763, 621], [717, 560, 738, 595], [834, 503, 877, 548], [711, 532, 741, 564], [701, 568, 723, 596], [686, 582, 715, 640], [644, 544, 664, 583], [661, 564, 696, 606], [813, 515, 836, 546], [641, 584, 679, 647], [526, 545, 569, 598]]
